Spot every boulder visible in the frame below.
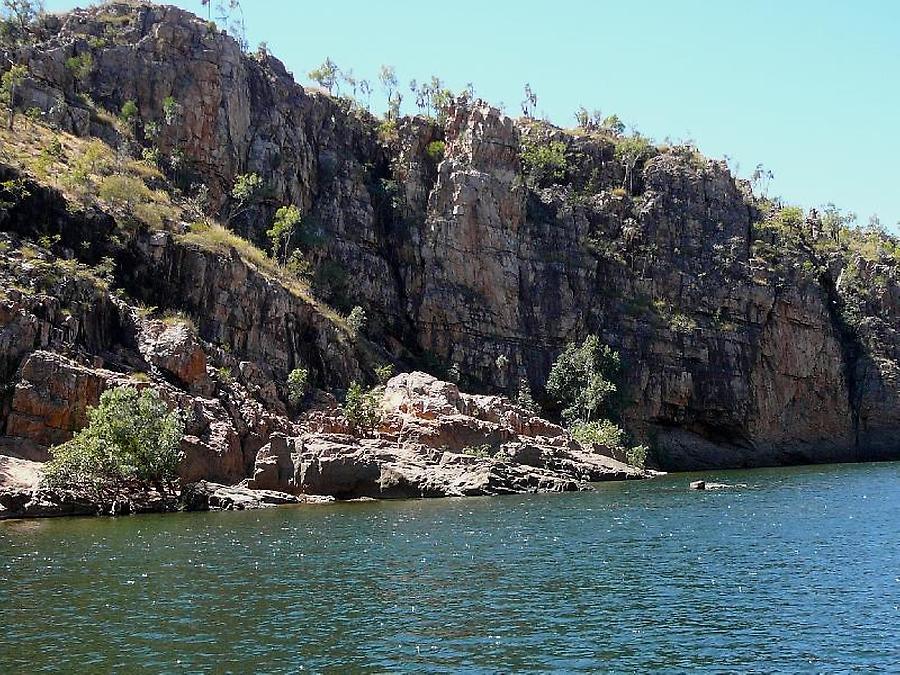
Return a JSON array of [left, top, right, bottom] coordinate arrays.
[[182, 480, 307, 511]]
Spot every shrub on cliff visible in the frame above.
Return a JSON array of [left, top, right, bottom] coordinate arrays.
[[614, 133, 654, 193], [571, 419, 624, 448], [267, 204, 302, 264], [286, 367, 308, 407], [516, 378, 540, 416], [0, 63, 28, 130], [546, 335, 620, 424], [346, 305, 367, 333], [342, 382, 383, 433], [425, 140, 446, 162], [571, 419, 649, 468], [43, 386, 186, 499], [521, 138, 568, 185]]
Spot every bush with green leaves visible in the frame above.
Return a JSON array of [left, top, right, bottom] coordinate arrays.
[[462, 444, 494, 459], [267, 204, 301, 264], [0, 63, 28, 130], [515, 378, 539, 416], [65, 52, 93, 88], [425, 140, 446, 162], [570, 419, 649, 469], [546, 335, 620, 424], [227, 172, 265, 224], [162, 95, 182, 126], [342, 382, 384, 433], [286, 367, 308, 407], [625, 444, 649, 469], [230, 172, 263, 204], [120, 99, 138, 124], [375, 363, 395, 384], [285, 250, 312, 280], [308, 57, 339, 94], [614, 134, 654, 193], [97, 174, 171, 229], [346, 305, 367, 333], [521, 138, 567, 185], [570, 419, 625, 448], [42, 386, 185, 499], [0, 177, 30, 213]]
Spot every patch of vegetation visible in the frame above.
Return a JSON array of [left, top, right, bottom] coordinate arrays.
[[571, 418, 624, 447], [346, 305, 367, 333], [374, 363, 395, 384], [425, 140, 446, 162], [570, 419, 648, 468], [65, 52, 93, 88], [90, 256, 116, 287], [266, 204, 302, 264], [651, 299, 699, 333], [120, 99, 138, 124], [515, 378, 539, 415], [585, 233, 626, 264], [286, 367, 308, 407], [161, 310, 196, 332], [97, 173, 174, 229], [0, 177, 30, 213], [545, 336, 650, 468], [342, 382, 384, 433], [614, 134, 655, 193], [376, 118, 398, 145], [42, 386, 185, 499], [1, 63, 28, 130], [625, 444, 648, 468], [546, 335, 620, 425], [521, 137, 568, 185], [461, 444, 494, 459]]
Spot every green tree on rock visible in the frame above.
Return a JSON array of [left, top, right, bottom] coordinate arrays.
[[309, 57, 339, 94], [1, 0, 44, 46], [43, 386, 186, 500], [0, 63, 27, 130], [267, 204, 301, 264], [545, 335, 620, 424]]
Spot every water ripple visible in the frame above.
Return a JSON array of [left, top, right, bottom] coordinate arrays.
[[1, 461, 899, 672]]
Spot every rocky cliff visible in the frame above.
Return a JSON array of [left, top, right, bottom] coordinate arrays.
[[0, 1, 897, 487]]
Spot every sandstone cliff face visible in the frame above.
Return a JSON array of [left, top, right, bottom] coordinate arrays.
[[0, 1, 897, 476]]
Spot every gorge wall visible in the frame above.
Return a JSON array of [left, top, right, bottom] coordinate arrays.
[[1, 2, 898, 472]]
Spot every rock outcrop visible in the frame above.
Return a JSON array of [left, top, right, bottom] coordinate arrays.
[[0, 0, 897, 494], [245, 372, 643, 499]]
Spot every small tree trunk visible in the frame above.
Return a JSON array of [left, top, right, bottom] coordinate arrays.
[[7, 81, 14, 131]]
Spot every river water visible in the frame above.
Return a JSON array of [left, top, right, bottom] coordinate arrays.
[[2, 462, 898, 672]]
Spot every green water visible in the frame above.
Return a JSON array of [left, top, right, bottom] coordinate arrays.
[[2, 462, 899, 673]]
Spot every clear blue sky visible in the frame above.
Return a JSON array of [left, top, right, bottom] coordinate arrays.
[[46, 1, 900, 232]]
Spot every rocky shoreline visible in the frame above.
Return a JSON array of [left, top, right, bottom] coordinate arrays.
[[0, 372, 649, 520], [0, 0, 897, 490]]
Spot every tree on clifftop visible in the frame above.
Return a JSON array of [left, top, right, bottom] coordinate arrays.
[[0, 0, 44, 46], [309, 57, 339, 95]]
